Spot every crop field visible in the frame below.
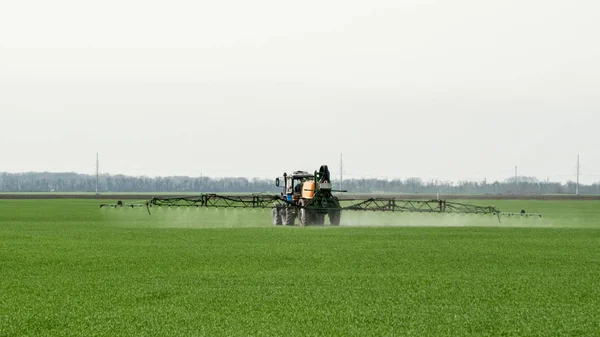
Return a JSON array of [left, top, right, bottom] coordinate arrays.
[[1, 198, 600, 336]]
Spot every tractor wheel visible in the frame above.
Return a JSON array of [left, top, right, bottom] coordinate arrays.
[[272, 206, 282, 225], [281, 206, 296, 226], [298, 199, 316, 226], [328, 209, 341, 226], [298, 199, 310, 226], [313, 213, 325, 225], [299, 207, 314, 226]]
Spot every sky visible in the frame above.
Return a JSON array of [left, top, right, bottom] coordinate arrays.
[[1, 0, 599, 183]]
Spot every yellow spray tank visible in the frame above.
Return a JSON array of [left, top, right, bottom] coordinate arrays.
[[302, 180, 315, 199]]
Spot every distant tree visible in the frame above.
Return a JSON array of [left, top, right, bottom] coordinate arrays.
[[0, 171, 597, 195]]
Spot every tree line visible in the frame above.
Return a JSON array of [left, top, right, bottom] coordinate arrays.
[[0, 171, 598, 195]]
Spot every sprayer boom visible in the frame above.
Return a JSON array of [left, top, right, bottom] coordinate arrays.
[[100, 193, 541, 224], [99, 164, 541, 225]]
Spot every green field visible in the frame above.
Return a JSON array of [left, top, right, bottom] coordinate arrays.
[[1, 199, 600, 336]]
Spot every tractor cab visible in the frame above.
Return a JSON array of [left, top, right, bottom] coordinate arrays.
[[276, 166, 333, 203], [279, 171, 312, 202]]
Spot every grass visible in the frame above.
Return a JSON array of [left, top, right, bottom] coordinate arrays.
[[1, 199, 600, 336]]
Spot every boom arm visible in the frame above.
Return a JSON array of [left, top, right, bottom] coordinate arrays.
[[100, 193, 541, 221], [343, 198, 499, 214], [147, 194, 288, 209]]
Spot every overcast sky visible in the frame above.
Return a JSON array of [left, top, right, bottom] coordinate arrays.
[[1, 0, 599, 183]]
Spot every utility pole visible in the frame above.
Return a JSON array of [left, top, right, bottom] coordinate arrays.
[[576, 154, 580, 195], [340, 153, 343, 191], [515, 166, 518, 192], [96, 152, 99, 195]]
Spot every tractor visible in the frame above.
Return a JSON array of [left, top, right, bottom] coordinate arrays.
[[272, 165, 341, 226]]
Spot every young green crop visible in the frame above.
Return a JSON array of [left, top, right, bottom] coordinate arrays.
[[1, 199, 600, 336]]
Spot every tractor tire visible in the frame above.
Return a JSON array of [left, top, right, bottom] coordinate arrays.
[[328, 209, 341, 226], [313, 213, 325, 225], [272, 206, 282, 225], [281, 206, 296, 226], [298, 198, 316, 226], [298, 207, 313, 226]]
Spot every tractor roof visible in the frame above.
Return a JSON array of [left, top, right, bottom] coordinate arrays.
[[291, 171, 313, 179]]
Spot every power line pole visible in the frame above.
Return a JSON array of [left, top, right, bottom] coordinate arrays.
[[340, 153, 343, 191], [576, 154, 580, 195], [515, 165, 518, 192], [96, 152, 99, 195]]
